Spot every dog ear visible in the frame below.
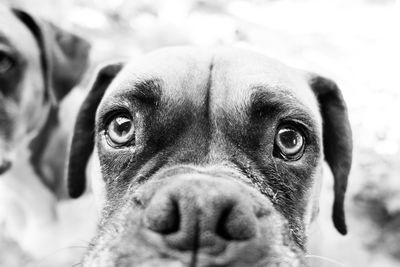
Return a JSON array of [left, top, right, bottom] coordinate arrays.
[[12, 8, 91, 104], [309, 75, 352, 235], [67, 63, 123, 198]]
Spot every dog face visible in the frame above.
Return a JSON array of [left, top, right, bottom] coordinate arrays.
[[68, 47, 352, 266], [0, 5, 89, 174]]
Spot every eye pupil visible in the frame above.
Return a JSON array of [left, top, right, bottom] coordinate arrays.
[[107, 115, 135, 146], [279, 129, 299, 148], [275, 125, 305, 160], [113, 117, 132, 136]]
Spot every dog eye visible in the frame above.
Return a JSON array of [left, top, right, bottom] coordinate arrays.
[[274, 125, 305, 160], [106, 115, 135, 147], [0, 52, 14, 73]]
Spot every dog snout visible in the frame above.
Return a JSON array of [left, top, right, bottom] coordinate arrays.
[[0, 156, 12, 175], [143, 175, 259, 254]]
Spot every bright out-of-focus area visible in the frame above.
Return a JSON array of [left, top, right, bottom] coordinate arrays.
[[0, 0, 399, 266]]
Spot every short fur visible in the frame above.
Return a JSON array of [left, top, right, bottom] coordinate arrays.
[[67, 47, 352, 267]]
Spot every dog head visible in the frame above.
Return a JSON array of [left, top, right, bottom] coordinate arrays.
[[67, 47, 352, 266], [0, 5, 90, 174]]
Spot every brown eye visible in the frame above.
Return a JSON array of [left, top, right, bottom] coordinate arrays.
[[0, 52, 14, 73], [106, 115, 135, 147], [274, 125, 305, 160]]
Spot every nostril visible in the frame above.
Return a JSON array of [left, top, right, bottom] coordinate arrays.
[[216, 203, 257, 241], [0, 158, 11, 175], [144, 196, 180, 234], [216, 205, 234, 240]]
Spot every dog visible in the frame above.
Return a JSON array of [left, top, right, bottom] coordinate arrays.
[[67, 47, 352, 267], [0, 5, 92, 257]]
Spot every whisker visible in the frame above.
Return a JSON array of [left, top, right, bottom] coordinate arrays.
[[72, 261, 83, 267], [305, 254, 345, 266], [73, 239, 93, 246], [65, 246, 88, 249]]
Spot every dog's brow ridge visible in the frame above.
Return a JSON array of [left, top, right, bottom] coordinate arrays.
[[130, 78, 162, 103], [249, 86, 316, 128], [97, 79, 163, 123], [0, 34, 14, 49]]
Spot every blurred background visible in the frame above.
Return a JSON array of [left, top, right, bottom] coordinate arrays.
[[0, 0, 398, 266]]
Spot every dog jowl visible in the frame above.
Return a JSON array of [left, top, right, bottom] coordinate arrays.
[[68, 47, 352, 267]]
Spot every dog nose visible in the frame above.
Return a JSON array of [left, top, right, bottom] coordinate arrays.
[[0, 157, 11, 175], [143, 176, 258, 253]]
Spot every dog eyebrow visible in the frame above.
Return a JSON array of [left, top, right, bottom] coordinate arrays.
[[127, 78, 162, 104], [0, 34, 12, 47], [249, 86, 315, 127], [98, 78, 163, 120]]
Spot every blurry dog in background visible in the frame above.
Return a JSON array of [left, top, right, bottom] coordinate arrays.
[[0, 4, 94, 260]]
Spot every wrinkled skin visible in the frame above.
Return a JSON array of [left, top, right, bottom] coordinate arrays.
[[68, 47, 352, 267]]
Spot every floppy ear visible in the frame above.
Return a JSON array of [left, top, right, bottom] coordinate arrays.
[[309, 75, 352, 235], [67, 63, 123, 198], [12, 9, 91, 103]]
